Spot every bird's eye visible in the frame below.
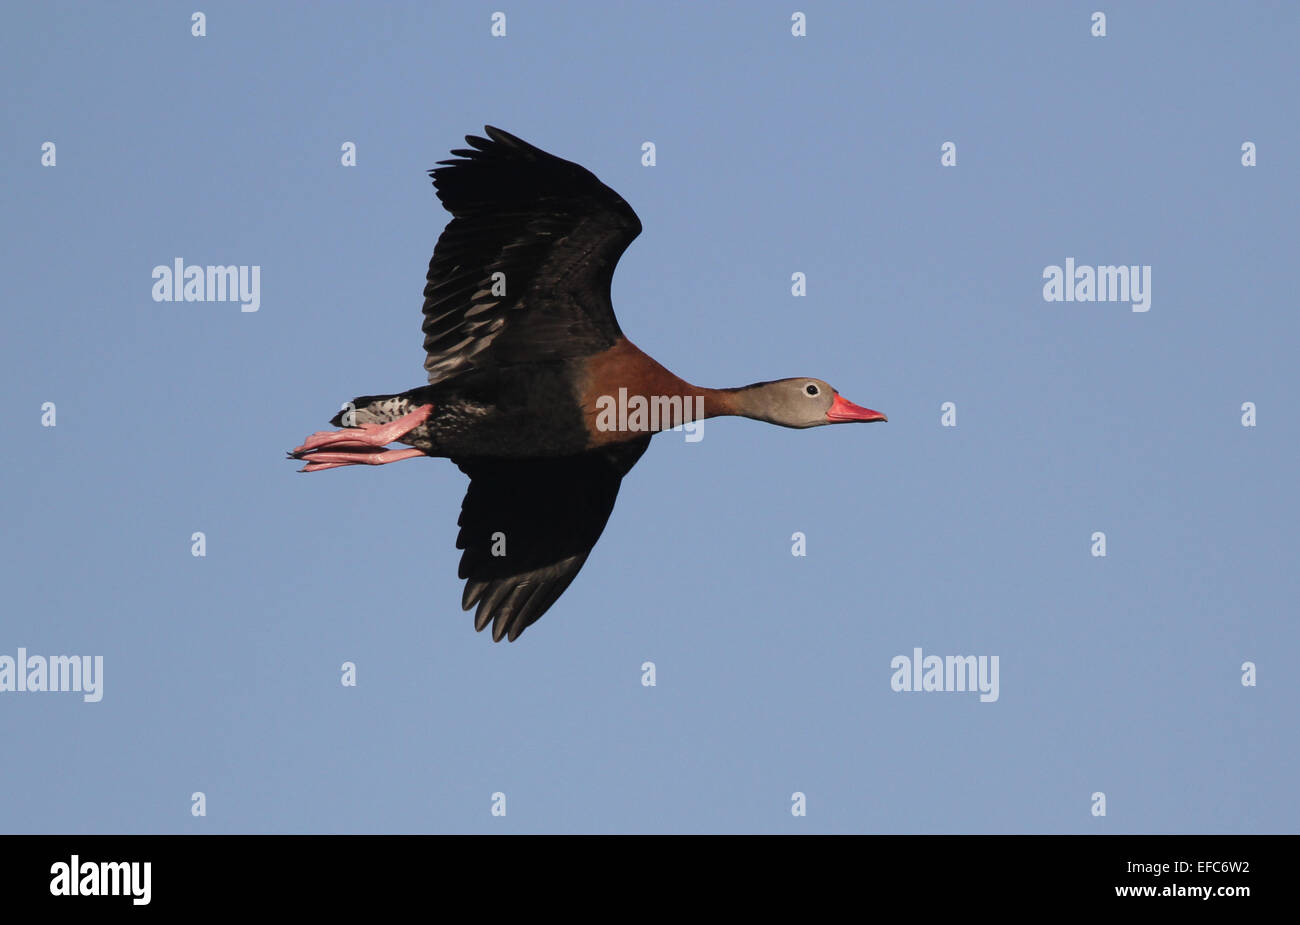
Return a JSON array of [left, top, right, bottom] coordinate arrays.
[[805, 384, 820, 397]]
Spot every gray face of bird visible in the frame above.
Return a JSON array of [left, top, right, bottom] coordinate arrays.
[[741, 378, 888, 429]]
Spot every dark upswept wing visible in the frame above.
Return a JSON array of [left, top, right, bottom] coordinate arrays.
[[453, 437, 650, 642], [422, 126, 643, 384]]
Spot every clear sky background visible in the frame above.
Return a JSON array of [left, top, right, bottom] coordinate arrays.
[[2, 2, 1296, 834]]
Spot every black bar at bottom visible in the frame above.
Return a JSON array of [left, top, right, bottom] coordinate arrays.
[[0, 835, 1283, 910]]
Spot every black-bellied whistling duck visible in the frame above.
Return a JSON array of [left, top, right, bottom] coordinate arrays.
[[290, 126, 886, 642]]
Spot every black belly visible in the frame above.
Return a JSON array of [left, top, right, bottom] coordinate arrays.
[[401, 363, 592, 459]]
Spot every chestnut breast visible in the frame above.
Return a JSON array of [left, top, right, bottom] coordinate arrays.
[[576, 338, 715, 447]]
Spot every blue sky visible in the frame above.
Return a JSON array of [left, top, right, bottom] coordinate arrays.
[[1, 1, 1296, 833]]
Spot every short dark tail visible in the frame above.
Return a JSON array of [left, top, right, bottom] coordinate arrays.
[[329, 393, 404, 427]]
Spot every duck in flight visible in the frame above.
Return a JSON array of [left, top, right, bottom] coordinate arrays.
[[290, 126, 887, 642]]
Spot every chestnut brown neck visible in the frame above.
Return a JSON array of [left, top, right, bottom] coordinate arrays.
[[580, 338, 755, 444]]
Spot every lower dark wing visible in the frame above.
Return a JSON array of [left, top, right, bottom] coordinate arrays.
[[452, 437, 650, 642]]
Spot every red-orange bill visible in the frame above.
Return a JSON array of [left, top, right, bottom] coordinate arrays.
[[827, 394, 887, 423]]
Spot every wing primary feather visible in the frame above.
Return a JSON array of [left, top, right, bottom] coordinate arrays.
[[451, 439, 649, 641], [420, 126, 643, 384]]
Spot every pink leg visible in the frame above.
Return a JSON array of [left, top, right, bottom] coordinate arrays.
[[297, 447, 426, 472], [292, 403, 434, 455], [290, 403, 433, 472]]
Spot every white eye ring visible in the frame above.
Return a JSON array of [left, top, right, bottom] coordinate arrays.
[[805, 383, 820, 397]]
